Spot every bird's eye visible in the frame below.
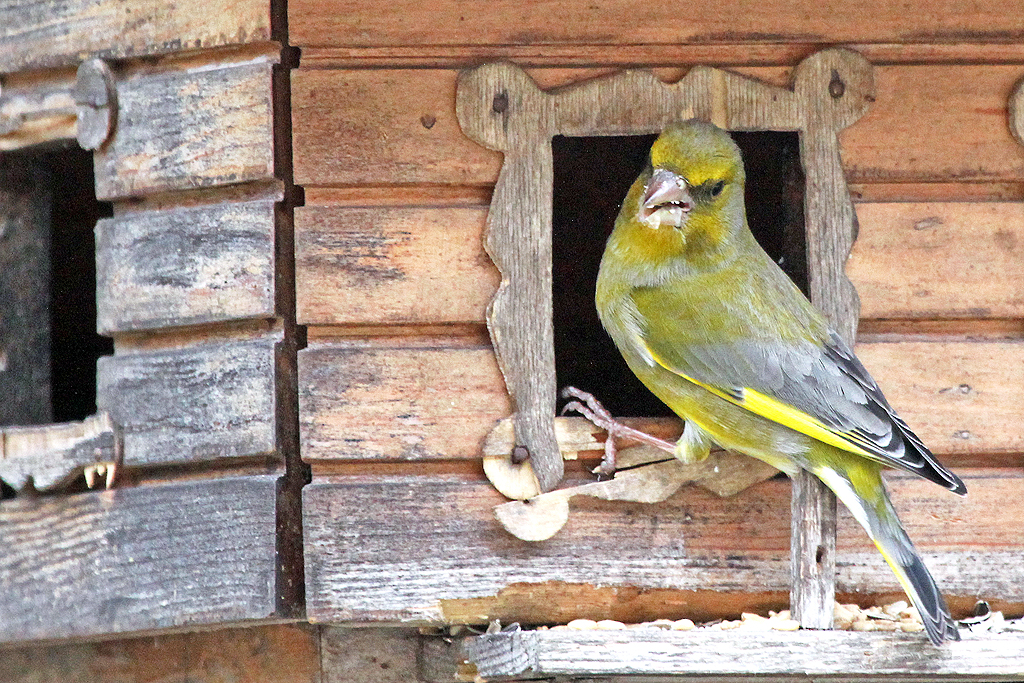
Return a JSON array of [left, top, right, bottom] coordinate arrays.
[[711, 180, 725, 197]]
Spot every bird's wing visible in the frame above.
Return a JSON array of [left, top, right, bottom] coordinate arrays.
[[639, 318, 966, 494]]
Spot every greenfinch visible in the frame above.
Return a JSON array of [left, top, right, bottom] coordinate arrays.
[[586, 120, 965, 645]]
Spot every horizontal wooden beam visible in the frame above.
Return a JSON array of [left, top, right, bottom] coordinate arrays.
[[96, 60, 276, 200], [97, 198, 279, 333], [298, 339, 1024, 462], [98, 336, 280, 467], [299, 42, 1024, 69], [0, 475, 285, 644], [454, 629, 1024, 680], [292, 65, 1024, 186], [296, 202, 1024, 326], [0, 624, 320, 682], [303, 469, 1024, 625], [289, 0, 1024, 50]]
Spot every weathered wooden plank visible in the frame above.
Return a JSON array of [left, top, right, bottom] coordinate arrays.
[[459, 629, 1024, 680], [0, 475, 282, 643], [295, 205, 496, 326], [95, 61, 275, 200], [289, 0, 1024, 49], [0, 0, 272, 74], [299, 340, 509, 462], [300, 42, 1024, 69], [303, 469, 1022, 625], [320, 628, 420, 683], [857, 341, 1024, 457], [0, 624, 319, 683], [297, 340, 1021, 462], [849, 203, 1024, 320], [0, 155, 50, 425], [96, 199, 278, 333], [97, 337, 278, 467], [297, 203, 1024, 325], [292, 65, 1024, 187]]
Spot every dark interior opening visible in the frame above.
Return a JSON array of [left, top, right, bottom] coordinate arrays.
[[552, 131, 806, 417], [45, 146, 114, 422]]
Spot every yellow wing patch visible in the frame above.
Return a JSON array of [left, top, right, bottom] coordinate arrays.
[[645, 343, 879, 460]]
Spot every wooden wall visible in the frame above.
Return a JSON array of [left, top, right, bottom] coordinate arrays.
[[0, 0, 304, 645], [289, 2, 1024, 627]]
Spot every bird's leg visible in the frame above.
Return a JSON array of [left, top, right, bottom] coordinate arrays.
[[674, 420, 713, 464], [560, 386, 676, 475]]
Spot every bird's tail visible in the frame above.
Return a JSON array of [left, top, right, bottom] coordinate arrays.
[[817, 464, 960, 645]]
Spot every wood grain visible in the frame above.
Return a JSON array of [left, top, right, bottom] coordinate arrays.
[[0, 155, 50, 425], [0, 476, 282, 643], [0, 624, 319, 683], [96, 199, 278, 333], [297, 202, 1024, 326], [298, 339, 1024, 462], [292, 65, 1024, 187], [459, 629, 1024, 679], [849, 203, 1024, 319], [289, 0, 1024, 49], [320, 628, 420, 683], [303, 469, 1023, 625], [96, 337, 279, 467], [95, 61, 275, 200], [295, 205, 496, 325], [857, 341, 1024, 457], [0, 0, 271, 73], [298, 340, 509, 462]]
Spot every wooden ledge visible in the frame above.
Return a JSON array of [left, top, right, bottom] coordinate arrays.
[[454, 628, 1024, 680]]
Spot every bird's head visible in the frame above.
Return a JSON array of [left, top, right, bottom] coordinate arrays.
[[609, 120, 749, 271], [639, 120, 745, 233]]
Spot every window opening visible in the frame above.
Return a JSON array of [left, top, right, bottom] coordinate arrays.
[[552, 132, 806, 417]]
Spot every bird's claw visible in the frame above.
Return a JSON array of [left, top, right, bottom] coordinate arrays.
[[561, 387, 620, 475]]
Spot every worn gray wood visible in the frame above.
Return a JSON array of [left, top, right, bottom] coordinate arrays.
[[0, 156, 51, 426], [457, 49, 873, 616], [96, 199, 278, 333], [302, 470, 1024, 625], [0, 475, 281, 644], [94, 61, 276, 200], [96, 337, 279, 467], [0, 412, 120, 491], [458, 629, 1024, 680], [0, 0, 271, 74]]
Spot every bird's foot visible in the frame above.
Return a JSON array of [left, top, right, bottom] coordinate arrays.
[[560, 386, 676, 475]]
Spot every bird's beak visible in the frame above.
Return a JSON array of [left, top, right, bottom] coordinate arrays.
[[640, 168, 692, 229]]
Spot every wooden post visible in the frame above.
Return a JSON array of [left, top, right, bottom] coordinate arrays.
[[792, 50, 872, 628], [0, 155, 51, 426]]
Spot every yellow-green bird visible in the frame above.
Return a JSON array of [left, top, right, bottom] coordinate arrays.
[[590, 120, 965, 645]]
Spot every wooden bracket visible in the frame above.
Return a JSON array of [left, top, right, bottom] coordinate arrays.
[[0, 412, 122, 492], [0, 58, 117, 151], [457, 49, 873, 626]]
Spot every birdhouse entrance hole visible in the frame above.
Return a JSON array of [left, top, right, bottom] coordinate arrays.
[[0, 147, 113, 433], [552, 132, 808, 417]]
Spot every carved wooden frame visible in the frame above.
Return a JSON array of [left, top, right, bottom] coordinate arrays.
[[457, 49, 874, 627]]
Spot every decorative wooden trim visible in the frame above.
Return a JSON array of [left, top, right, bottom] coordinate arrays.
[[456, 50, 873, 626], [0, 413, 121, 491]]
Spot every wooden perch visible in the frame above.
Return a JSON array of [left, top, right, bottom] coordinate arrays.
[[484, 416, 778, 540], [0, 412, 122, 491]]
